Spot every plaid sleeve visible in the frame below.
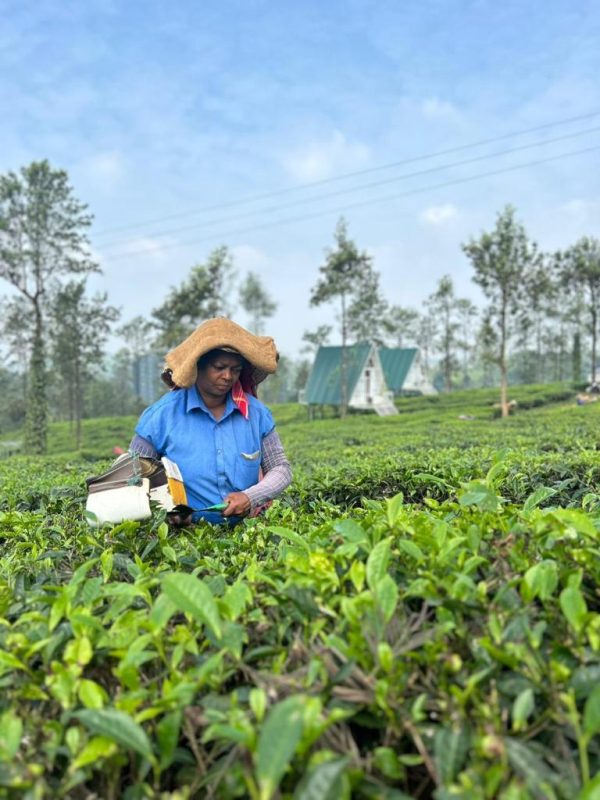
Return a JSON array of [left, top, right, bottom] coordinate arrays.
[[129, 434, 159, 459], [243, 429, 292, 510]]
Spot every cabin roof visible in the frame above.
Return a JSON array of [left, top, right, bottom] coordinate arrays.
[[304, 343, 372, 405]]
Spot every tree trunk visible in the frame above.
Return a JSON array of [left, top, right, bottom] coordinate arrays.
[[75, 357, 82, 450], [573, 331, 582, 382], [24, 304, 47, 454], [591, 305, 597, 383], [340, 293, 348, 418], [500, 302, 509, 417]]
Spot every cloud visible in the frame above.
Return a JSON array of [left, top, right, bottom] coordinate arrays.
[[83, 151, 125, 192], [420, 204, 458, 226], [231, 244, 270, 272], [561, 198, 600, 219], [282, 130, 370, 183], [421, 97, 459, 119], [110, 236, 172, 262]]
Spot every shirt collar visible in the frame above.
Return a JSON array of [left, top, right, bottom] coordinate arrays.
[[185, 385, 239, 419]]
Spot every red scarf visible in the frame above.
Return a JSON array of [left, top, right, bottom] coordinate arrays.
[[232, 379, 250, 420]]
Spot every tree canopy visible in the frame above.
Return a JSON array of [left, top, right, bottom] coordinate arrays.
[[0, 160, 97, 452]]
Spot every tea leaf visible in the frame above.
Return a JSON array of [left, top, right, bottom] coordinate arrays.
[[583, 685, 600, 737], [256, 695, 305, 800], [374, 575, 398, 622], [560, 586, 587, 633], [397, 539, 424, 563], [366, 538, 391, 590], [156, 710, 182, 770], [71, 736, 117, 770], [504, 737, 556, 788], [458, 481, 501, 511], [161, 572, 222, 639], [522, 560, 558, 602], [269, 526, 311, 554], [522, 485, 557, 512], [433, 726, 470, 783], [75, 708, 155, 763], [386, 493, 404, 527], [0, 711, 22, 761], [576, 773, 600, 800], [294, 756, 349, 800], [512, 688, 535, 731], [78, 679, 107, 709]]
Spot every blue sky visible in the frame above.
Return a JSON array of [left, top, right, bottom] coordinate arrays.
[[1, 0, 599, 356]]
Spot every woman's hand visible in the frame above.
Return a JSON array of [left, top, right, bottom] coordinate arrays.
[[222, 491, 251, 517]]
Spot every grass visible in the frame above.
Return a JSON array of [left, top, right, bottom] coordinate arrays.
[[0, 381, 584, 459]]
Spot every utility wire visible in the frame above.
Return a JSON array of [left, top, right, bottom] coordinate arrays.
[[99, 142, 600, 264], [98, 124, 600, 252], [93, 108, 600, 240]]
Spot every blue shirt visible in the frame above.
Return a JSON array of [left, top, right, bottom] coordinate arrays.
[[135, 386, 275, 524]]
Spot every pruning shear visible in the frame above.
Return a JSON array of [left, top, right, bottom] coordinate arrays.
[[198, 502, 230, 512], [167, 501, 230, 517]]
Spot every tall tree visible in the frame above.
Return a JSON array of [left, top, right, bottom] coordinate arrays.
[[426, 275, 461, 391], [238, 271, 277, 334], [118, 315, 154, 361], [2, 296, 33, 400], [85, 351, 145, 419], [118, 315, 155, 400], [415, 309, 438, 376], [260, 354, 295, 404], [384, 305, 419, 348], [152, 246, 236, 349], [0, 161, 97, 452], [558, 237, 600, 383], [346, 261, 388, 344], [475, 314, 498, 387], [310, 218, 371, 417], [455, 298, 478, 387], [462, 206, 540, 417], [301, 325, 332, 354], [49, 280, 119, 448], [517, 256, 557, 383], [203, 246, 236, 318], [0, 366, 27, 434]]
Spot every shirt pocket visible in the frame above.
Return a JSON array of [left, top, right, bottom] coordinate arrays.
[[234, 450, 261, 490]]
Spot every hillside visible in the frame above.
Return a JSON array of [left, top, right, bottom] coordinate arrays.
[[0, 382, 582, 459]]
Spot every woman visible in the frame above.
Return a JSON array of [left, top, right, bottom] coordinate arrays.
[[130, 318, 292, 525]]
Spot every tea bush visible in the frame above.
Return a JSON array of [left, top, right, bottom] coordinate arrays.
[[1, 391, 599, 799]]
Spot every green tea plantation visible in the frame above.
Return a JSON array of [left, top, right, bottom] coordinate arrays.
[[1, 385, 600, 800]]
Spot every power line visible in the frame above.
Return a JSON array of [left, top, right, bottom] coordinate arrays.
[[98, 142, 600, 265], [93, 108, 600, 240], [97, 124, 600, 253]]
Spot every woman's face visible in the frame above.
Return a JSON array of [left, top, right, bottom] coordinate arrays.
[[196, 352, 243, 400]]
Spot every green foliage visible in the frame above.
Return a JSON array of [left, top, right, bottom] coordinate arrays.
[[559, 237, 600, 382], [152, 246, 235, 349], [50, 280, 120, 448], [463, 205, 543, 416], [1, 387, 600, 796], [239, 271, 277, 335], [310, 218, 375, 415], [0, 160, 98, 455]]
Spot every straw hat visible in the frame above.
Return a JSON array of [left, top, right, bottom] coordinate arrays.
[[163, 318, 278, 388]]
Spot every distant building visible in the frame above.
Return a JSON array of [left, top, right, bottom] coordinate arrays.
[[300, 343, 436, 416], [378, 347, 436, 396], [133, 353, 162, 405]]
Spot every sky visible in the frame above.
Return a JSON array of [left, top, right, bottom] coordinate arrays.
[[1, 0, 599, 358]]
